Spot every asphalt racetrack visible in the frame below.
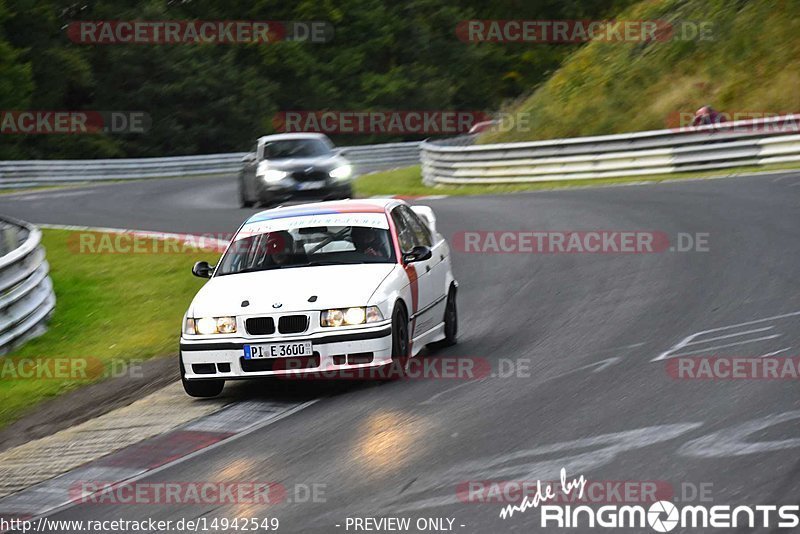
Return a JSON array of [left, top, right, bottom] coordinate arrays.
[[2, 171, 800, 533]]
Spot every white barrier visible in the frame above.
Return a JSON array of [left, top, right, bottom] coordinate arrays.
[[421, 115, 800, 184], [0, 142, 422, 189], [0, 217, 55, 355]]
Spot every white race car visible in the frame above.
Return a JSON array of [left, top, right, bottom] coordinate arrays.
[[179, 199, 458, 397]]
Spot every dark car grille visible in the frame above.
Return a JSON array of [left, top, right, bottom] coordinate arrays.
[[245, 317, 275, 335], [278, 315, 309, 334], [291, 170, 329, 183], [240, 354, 320, 373]]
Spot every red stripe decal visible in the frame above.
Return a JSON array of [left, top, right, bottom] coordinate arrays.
[[386, 208, 418, 343]]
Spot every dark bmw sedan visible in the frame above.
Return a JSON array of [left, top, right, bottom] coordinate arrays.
[[238, 133, 354, 208]]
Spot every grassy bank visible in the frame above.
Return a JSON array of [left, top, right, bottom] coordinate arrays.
[[0, 230, 212, 429], [482, 0, 800, 143]]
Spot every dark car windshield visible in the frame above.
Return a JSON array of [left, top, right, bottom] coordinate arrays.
[[262, 139, 331, 159], [216, 225, 395, 275]]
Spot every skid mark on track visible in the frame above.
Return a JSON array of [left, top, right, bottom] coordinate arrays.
[[652, 310, 800, 362], [760, 347, 792, 358], [419, 380, 483, 405]]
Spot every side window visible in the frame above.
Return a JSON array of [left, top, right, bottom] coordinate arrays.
[[400, 206, 432, 247], [391, 208, 415, 253]]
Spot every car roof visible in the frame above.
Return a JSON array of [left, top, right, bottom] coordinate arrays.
[[244, 199, 405, 224]]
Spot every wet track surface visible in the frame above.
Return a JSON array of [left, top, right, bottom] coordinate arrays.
[[2, 172, 800, 532]]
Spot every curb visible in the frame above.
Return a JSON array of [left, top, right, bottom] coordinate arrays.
[[0, 398, 315, 523]]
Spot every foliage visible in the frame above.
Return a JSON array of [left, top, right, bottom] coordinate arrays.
[[0, 0, 635, 158]]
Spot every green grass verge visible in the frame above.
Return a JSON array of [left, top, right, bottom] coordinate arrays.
[[0, 230, 212, 430], [354, 162, 800, 197], [0, 186, 80, 195]]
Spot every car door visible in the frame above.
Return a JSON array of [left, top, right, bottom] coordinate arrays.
[[400, 205, 448, 334], [393, 205, 440, 337], [391, 206, 433, 340]]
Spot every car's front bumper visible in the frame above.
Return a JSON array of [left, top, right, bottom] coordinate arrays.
[[256, 180, 351, 204], [180, 323, 392, 380]]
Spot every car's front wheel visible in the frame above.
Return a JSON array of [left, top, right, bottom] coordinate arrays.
[[180, 359, 225, 398], [442, 286, 458, 346], [239, 178, 255, 208], [339, 185, 353, 199], [384, 303, 410, 379]]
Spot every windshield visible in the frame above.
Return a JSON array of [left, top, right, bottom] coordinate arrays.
[[262, 139, 331, 159], [216, 225, 395, 275]]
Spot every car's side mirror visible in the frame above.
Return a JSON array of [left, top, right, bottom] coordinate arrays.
[[403, 246, 432, 264], [192, 261, 215, 278], [241, 153, 256, 164]]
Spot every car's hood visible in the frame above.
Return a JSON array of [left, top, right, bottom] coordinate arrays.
[[189, 263, 396, 317], [263, 155, 347, 172]]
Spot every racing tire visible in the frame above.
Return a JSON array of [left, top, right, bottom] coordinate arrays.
[[384, 304, 410, 380], [180, 359, 225, 398], [239, 178, 255, 208], [442, 286, 458, 346], [339, 185, 354, 200]]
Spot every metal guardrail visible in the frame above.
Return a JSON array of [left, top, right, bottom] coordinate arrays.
[[421, 115, 800, 184], [0, 142, 422, 189], [0, 217, 56, 356], [340, 142, 421, 173]]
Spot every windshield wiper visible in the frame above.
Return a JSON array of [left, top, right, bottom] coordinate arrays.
[[304, 260, 360, 266], [218, 265, 283, 276]]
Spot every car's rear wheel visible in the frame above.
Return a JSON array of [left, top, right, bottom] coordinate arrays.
[[442, 286, 458, 346], [180, 359, 225, 398]]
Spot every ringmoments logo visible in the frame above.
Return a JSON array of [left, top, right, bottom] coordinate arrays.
[[500, 469, 800, 531]]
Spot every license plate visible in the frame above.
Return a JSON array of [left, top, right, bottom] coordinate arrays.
[[244, 341, 313, 359], [296, 181, 325, 191]]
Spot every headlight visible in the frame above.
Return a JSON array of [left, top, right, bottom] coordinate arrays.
[[261, 169, 288, 183], [320, 306, 383, 327], [329, 164, 352, 181], [216, 316, 237, 334], [186, 316, 237, 335], [257, 161, 288, 182]]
